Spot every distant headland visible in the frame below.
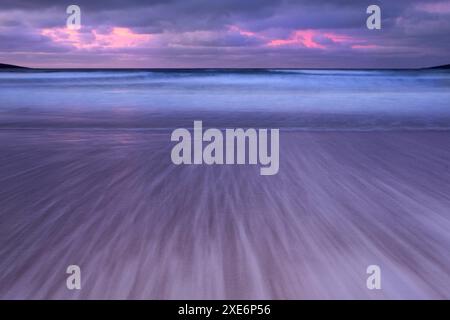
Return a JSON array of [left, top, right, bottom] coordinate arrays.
[[0, 63, 29, 70], [427, 64, 450, 70]]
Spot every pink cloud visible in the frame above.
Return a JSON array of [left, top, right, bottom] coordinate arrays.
[[267, 30, 353, 49], [41, 27, 152, 50], [227, 25, 258, 38]]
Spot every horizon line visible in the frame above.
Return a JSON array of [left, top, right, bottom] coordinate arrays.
[[1, 62, 450, 71], [0, 63, 450, 71]]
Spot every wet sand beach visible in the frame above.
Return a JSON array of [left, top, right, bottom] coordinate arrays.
[[0, 129, 449, 299]]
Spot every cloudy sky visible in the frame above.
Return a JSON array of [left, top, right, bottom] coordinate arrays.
[[0, 0, 449, 68]]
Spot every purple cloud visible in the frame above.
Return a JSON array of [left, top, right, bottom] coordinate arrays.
[[0, 0, 449, 68]]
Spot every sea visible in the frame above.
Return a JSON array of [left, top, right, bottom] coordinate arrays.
[[1, 68, 450, 130]]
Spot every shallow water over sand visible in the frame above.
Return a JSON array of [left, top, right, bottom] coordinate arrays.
[[0, 129, 449, 299]]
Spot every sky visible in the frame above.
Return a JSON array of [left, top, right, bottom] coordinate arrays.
[[0, 0, 449, 68]]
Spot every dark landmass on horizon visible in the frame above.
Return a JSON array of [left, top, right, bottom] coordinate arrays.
[[0, 63, 29, 70], [428, 64, 450, 69]]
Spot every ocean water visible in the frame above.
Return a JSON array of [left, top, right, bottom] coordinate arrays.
[[1, 69, 450, 130], [1, 69, 450, 299]]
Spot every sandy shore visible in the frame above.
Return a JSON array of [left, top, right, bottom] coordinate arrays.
[[0, 129, 449, 299]]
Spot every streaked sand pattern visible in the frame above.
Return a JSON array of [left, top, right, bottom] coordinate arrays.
[[0, 129, 449, 299]]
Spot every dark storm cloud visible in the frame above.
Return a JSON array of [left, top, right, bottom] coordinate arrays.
[[0, 0, 449, 67]]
